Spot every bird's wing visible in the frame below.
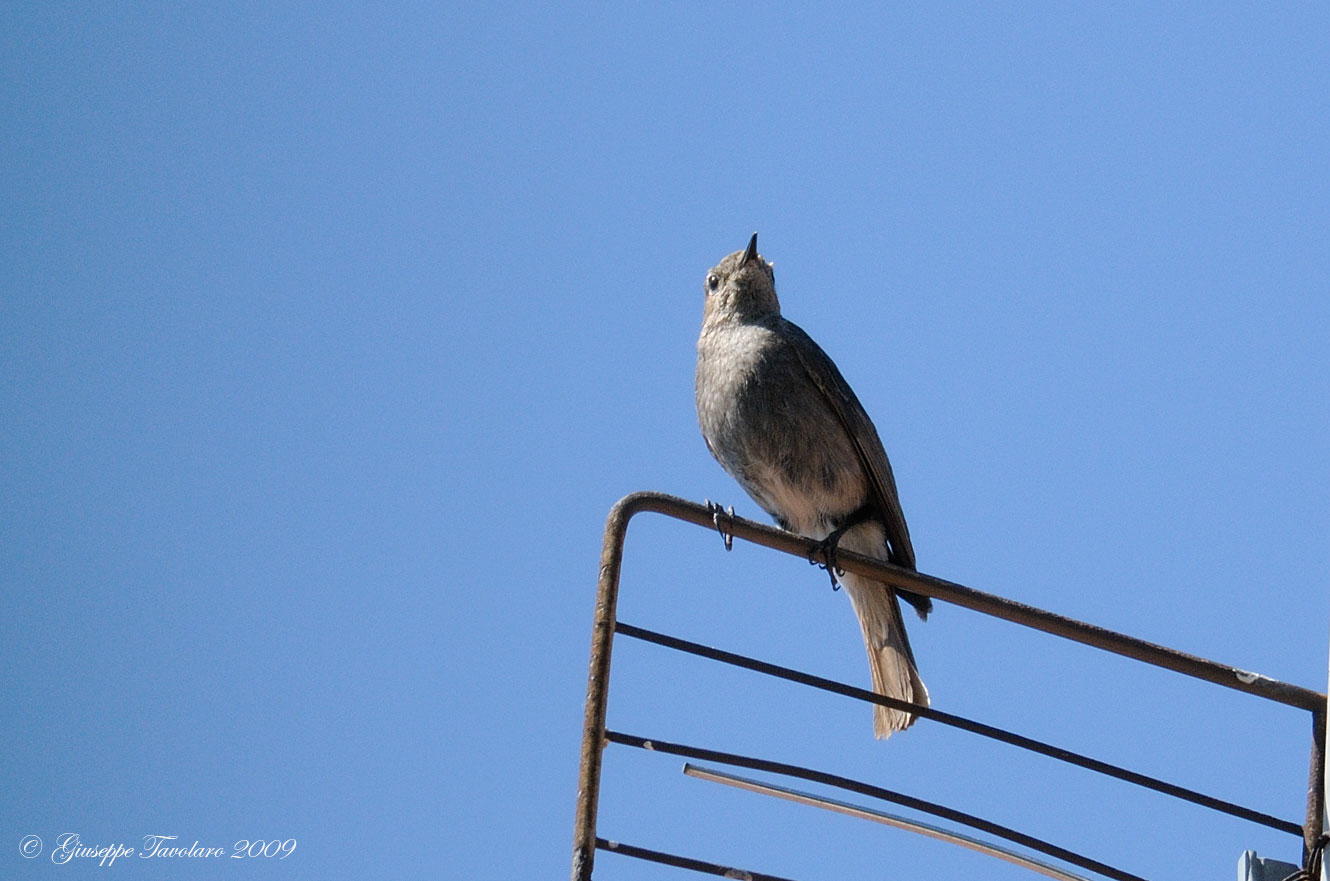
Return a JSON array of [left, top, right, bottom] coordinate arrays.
[[785, 320, 917, 571]]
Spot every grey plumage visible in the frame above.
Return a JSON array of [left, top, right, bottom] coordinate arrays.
[[695, 233, 929, 738]]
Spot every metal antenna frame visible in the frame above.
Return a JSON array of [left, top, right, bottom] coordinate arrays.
[[570, 491, 1327, 881]]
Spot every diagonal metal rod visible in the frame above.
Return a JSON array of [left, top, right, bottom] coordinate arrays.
[[596, 838, 802, 881], [615, 620, 1303, 836], [684, 763, 1096, 881], [609, 730, 1151, 881], [611, 492, 1324, 712]]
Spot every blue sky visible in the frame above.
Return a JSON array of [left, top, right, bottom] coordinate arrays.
[[3, 3, 1327, 880]]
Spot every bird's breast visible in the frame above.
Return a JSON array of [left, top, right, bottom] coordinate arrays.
[[695, 322, 866, 536]]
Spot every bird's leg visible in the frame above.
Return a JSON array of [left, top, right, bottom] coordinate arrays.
[[808, 504, 875, 591], [704, 499, 736, 552]]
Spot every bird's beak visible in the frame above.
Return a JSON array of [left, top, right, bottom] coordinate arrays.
[[741, 232, 759, 266]]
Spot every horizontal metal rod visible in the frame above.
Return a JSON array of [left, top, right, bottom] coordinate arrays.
[[684, 764, 1095, 881], [610, 492, 1325, 713], [616, 621, 1302, 836], [609, 730, 1149, 881], [596, 838, 801, 881]]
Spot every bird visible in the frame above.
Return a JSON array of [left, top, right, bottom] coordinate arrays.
[[694, 233, 930, 738]]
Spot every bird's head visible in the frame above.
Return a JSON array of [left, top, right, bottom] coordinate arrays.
[[702, 233, 780, 323]]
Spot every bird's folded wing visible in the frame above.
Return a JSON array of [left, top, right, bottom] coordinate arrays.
[[786, 320, 917, 571]]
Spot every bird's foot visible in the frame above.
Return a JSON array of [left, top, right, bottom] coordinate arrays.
[[704, 499, 736, 552], [808, 527, 851, 591], [808, 505, 875, 591]]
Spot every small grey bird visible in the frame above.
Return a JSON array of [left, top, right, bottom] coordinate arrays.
[[695, 233, 931, 738]]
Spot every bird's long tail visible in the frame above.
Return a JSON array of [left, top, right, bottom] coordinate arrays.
[[839, 569, 929, 738]]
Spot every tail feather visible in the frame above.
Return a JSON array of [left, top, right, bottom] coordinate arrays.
[[840, 570, 929, 739]]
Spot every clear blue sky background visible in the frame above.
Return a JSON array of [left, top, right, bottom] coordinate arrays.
[[3, 4, 1327, 880]]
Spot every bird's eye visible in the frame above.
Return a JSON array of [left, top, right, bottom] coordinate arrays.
[[707, 274, 720, 292]]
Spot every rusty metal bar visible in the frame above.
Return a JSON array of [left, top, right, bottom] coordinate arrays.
[[569, 499, 635, 881], [605, 491, 1325, 712], [1305, 708, 1327, 860]]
